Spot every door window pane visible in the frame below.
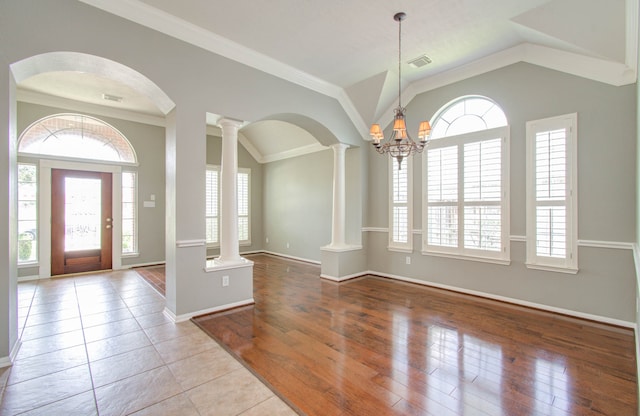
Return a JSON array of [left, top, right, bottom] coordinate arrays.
[[65, 177, 101, 251]]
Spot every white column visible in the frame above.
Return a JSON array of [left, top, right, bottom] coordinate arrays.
[[329, 143, 348, 248], [217, 118, 243, 264]]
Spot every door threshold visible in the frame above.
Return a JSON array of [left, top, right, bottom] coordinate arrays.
[[51, 269, 114, 279]]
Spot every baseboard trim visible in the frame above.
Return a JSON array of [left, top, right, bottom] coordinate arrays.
[[0, 338, 21, 369], [123, 260, 166, 269], [17, 275, 40, 282], [164, 298, 255, 323], [631, 243, 640, 405], [260, 251, 320, 265], [320, 272, 363, 282], [365, 270, 636, 328]]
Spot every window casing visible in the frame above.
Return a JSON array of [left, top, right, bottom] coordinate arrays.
[[525, 114, 578, 273], [205, 166, 251, 246], [18, 163, 38, 264], [423, 96, 510, 263], [389, 156, 412, 252], [122, 171, 138, 255]]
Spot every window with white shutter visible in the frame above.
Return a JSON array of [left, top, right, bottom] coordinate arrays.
[[205, 166, 251, 246], [526, 114, 577, 273], [389, 156, 412, 251], [423, 96, 510, 263], [237, 169, 251, 243], [205, 166, 219, 245]]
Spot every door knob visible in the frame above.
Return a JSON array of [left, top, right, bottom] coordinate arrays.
[[106, 225, 112, 229]]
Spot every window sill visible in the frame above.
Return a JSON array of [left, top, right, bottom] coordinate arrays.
[[421, 250, 510, 266], [18, 261, 39, 269], [122, 252, 140, 258], [525, 263, 579, 274]]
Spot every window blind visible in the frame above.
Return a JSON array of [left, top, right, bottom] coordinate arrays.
[[205, 168, 219, 244]]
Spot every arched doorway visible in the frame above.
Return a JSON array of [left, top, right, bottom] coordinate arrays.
[[18, 113, 138, 276], [9, 52, 175, 281]]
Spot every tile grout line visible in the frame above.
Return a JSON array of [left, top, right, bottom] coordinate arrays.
[[73, 278, 101, 415]]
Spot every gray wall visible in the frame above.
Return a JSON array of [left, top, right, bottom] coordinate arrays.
[[16, 102, 166, 272], [367, 62, 637, 322], [263, 149, 333, 262], [205, 134, 263, 257], [635, 20, 640, 411]]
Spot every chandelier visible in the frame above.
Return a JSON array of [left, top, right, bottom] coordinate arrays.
[[370, 12, 431, 168]]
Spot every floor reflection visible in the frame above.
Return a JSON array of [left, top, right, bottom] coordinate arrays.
[[194, 254, 638, 416]]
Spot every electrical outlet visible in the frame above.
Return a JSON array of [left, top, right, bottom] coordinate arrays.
[[222, 275, 229, 287], [406, 256, 411, 265]]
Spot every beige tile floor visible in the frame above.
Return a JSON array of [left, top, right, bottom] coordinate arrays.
[[0, 269, 297, 416]]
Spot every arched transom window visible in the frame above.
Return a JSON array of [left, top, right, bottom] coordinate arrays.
[[430, 96, 507, 139], [18, 113, 137, 164]]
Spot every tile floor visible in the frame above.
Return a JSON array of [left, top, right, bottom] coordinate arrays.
[[0, 269, 297, 416]]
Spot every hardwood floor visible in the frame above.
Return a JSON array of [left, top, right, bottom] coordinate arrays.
[[193, 254, 637, 415], [134, 265, 166, 295]]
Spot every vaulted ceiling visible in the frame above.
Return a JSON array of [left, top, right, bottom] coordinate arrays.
[[17, 0, 637, 162]]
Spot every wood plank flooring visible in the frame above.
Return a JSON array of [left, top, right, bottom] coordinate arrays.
[[192, 254, 637, 415], [134, 265, 166, 295]]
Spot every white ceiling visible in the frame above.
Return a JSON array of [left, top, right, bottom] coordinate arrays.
[[17, 0, 637, 163]]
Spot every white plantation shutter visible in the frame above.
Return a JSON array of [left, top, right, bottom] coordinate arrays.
[[463, 139, 502, 251], [205, 167, 219, 244], [424, 130, 508, 261], [535, 129, 567, 257], [427, 146, 458, 248], [205, 166, 251, 245], [237, 170, 250, 243], [389, 157, 412, 250], [423, 96, 509, 262], [526, 114, 577, 272]]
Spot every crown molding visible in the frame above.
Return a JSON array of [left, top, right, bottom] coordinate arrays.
[[78, 0, 368, 140], [237, 135, 264, 164], [60, 2, 640, 143], [258, 143, 328, 164]]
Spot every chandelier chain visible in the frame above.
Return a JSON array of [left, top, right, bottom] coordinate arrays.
[[398, 15, 402, 108]]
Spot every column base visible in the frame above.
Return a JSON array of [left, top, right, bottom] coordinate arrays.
[[320, 245, 365, 281], [205, 257, 253, 272]]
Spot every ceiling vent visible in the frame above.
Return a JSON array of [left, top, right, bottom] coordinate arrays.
[[102, 93, 123, 102], [407, 55, 432, 69]]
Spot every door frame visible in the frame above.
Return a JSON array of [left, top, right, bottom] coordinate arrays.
[[39, 159, 123, 278]]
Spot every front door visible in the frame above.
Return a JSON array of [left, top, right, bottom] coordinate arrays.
[[51, 169, 113, 276]]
